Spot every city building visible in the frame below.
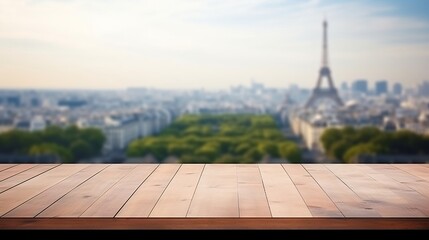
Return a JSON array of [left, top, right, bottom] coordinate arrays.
[[340, 82, 348, 91], [375, 80, 388, 95], [30, 115, 46, 132], [418, 81, 429, 97], [351, 79, 368, 94], [393, 82, 403, 95]]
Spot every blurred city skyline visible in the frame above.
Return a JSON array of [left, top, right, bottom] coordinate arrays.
[[1, 0, 429, 90]]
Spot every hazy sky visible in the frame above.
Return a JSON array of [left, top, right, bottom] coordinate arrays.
[[1, 0, 429, 90]]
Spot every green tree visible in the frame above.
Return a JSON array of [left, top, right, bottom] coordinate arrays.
[[70, 140, 94, 161], [167, 143, 193, 157], [214, 154, 241, 163], [328, 140, 352, 162], [257, 142, 279, 157], [127, 140, 148, 157], [125, 114, 301, 163], [180, 154, 211, 163], [244, 148, 262, 162], [343, 143, 380, 163], [29, 143, 73, 163], [278, 142, 302, 163], [235, 142, 252, 155], [320, 128, 342, 152], [0, 130, 39, 154], [40, 126, 69, 146], [79, 128, 105, 153]]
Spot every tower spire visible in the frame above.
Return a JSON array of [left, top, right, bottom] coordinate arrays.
[[322, 19, 328, 67]]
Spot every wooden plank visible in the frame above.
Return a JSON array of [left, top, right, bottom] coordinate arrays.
[[150, 164, 204, 217], [116, 164, 181, 217], [37, 164, 135, 217], [304, 164, 380, 217], [0, 164, 87, 216], [0, 164, 57, 194], [356, 164, 429, 216], [81, 164, 158, 217], [394, 164, 429, 181], [187, 164, 239, 217], [283, 164, 343, 217], [0, 164, 16, 173], [0, 164, 36, 182], [369, 164, 429, 199], [1, 218, 429, 230], [258, 164, 311, 217], [236, 164, 271, 217], [4, 164, 107, 218], [326, 164, 425, 217]]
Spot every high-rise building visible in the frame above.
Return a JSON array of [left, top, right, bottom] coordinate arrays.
[[418, 81, 429, 97], [340, 82, 348, 91], [375, 80, 388, 95], [393, 83, 402, 95], [351, 79, 368, 94]]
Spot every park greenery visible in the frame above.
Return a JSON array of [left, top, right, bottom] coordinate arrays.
[[127, 114, 301, 163], [0, 126, 105, 163], [320, 126, 429, 163]]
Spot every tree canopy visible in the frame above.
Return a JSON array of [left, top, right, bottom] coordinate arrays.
[[127, 114, 301, 163], [0, 126, 105, 163], [320, 126, 429, 163]]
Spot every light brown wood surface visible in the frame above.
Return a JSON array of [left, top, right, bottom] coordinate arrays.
[[187, 164, 239, 217], [150, 164, 204, 217], [0, 164, 57, 194], [0, 164, 86, 216], [237, 164, 271, 217], [304, 164, 380, 217], [116, 164, 180, 217], [37, 164, 135, 217], [283, 164, 343, 217], [4, 164, 107, 217], [0, 163, 428, 229], [259, 164, 311, 217]]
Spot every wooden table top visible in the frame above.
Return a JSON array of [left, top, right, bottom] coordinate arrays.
[[0, 163, 428, 229]]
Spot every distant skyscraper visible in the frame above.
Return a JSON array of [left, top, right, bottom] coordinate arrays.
[[351, 79, 368, 94], [375, 80, 388, 95], [340, 82, 348, 91], [393, 82, 402, 95], [418, 81, 429, 96]]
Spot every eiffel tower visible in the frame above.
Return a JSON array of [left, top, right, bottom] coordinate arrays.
[[305, 20, 343, 108]]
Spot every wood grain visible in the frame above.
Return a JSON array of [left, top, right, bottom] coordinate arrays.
[[150, 164, 204, 217], [259, 164, 311, 217], [326, 164, 425, 217], [37, 164, 135, 217], [283, 164, 343, 217], [304, 164, 380, 217], [82, 164, 158, 217], [236, 164, 271, 217], [370, 164, 429, 199], [0, 164, 87, 216], [2, 218, 428, 229], [116, 164, 180, 217], [355, 164, 429, 216], [0, 164, 16, 173], [187, 164, 239, 217], [0, 164, 57, 194], [0, 164, 35, 182], [0, 163, 427, 228], [4, 164, 107, 217], [394, 164, 429, 181]]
